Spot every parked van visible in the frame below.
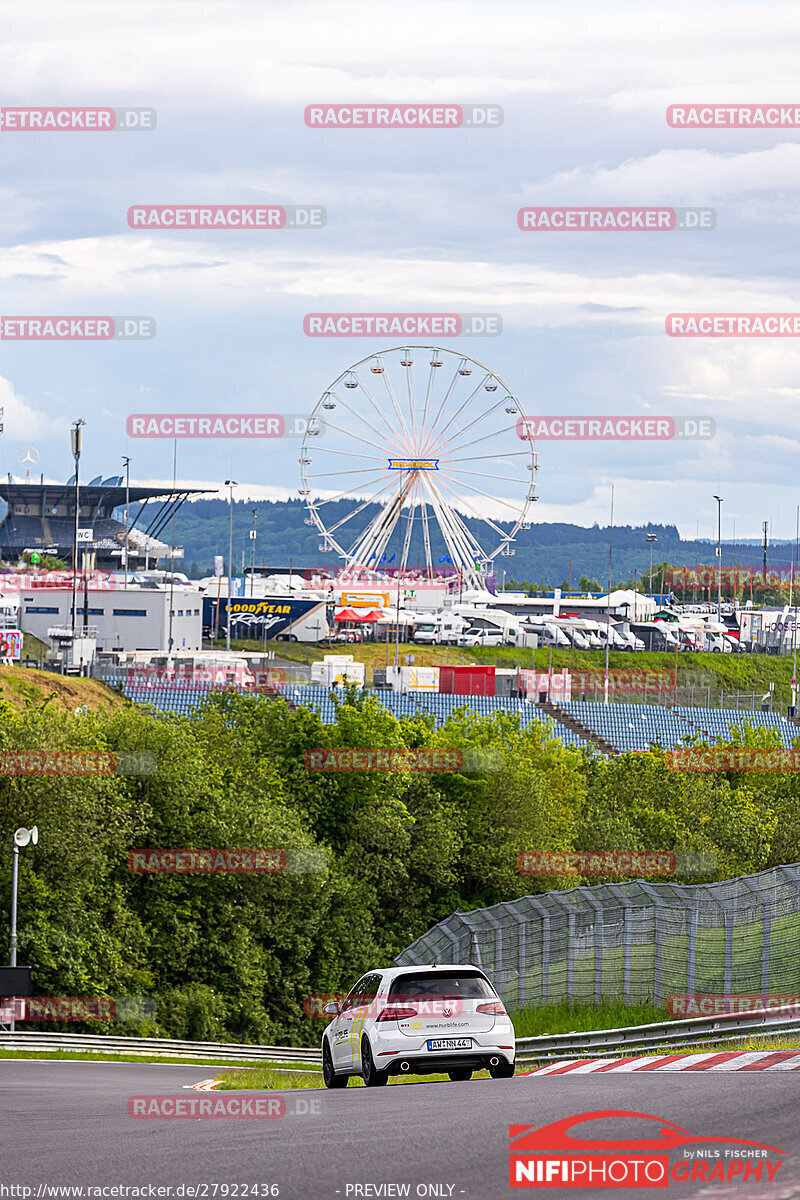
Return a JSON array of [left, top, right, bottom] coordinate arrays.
[[562, 625, 592, 650], [457, 627, 505, 648], [566, 619, 604, 649], [413, 621, 440, 645], [629, 621, 679, 652], [525, 620, 570, 648], [595, 624, 642, 652], [701, 629, 732, 654]]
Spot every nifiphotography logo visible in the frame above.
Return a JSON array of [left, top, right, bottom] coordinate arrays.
[[508, 1110, 784, 1188]]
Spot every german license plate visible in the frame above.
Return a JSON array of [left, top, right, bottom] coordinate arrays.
[[427, 1037, 471, 1051]]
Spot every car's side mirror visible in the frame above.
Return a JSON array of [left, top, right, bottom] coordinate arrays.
[[323, 1000, 340, 1016]]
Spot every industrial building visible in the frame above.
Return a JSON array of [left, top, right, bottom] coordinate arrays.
[[18, 586, 203, 654]]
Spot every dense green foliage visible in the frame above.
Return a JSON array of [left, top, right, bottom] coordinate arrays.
[[1, 689, 797, 1044]]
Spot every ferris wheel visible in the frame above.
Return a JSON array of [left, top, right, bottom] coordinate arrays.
[[298, 346, 538, 588]]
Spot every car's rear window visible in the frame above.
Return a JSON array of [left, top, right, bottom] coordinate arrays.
[[389, 971, 495, 999]]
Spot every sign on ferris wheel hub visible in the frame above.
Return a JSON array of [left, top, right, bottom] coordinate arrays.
[[388, 458, 439, 471], [299, 346, 537, 591]]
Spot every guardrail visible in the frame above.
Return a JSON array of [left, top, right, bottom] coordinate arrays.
[[0, 1031, 322, 1066], [2, 1006, 798, 1069], [515, 1006, 800, 1064]]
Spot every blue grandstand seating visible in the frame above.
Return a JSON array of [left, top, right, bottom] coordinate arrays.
[[105, 678, 800, 758], [675, 706, 799, 748]]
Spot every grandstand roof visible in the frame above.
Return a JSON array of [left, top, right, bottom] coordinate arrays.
[[0, 478, 215, 564], [0, 480, 212, 507]]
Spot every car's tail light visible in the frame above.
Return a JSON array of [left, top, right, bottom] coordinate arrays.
[[376, 1004, 418, 1022], [476, 1002, 506, 1015]]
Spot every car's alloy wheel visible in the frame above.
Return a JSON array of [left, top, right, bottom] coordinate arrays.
[[361, 1037, 388, 1087], [447, 1068, 472, 1082], [322, 1040, 348, 1089], [489, 1059, 516, 1079]]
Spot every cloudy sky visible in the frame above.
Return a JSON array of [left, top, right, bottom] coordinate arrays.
[[1, 0, 799, 542]]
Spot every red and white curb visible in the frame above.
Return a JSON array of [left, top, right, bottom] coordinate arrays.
[[524, 1050, 800, 1074], [183, 1078, 223, 1091]]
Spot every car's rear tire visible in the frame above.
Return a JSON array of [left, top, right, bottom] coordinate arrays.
[[361, 1037, 388, 1087], [322, 1040, 348, 1089], [447, 1068, 472, 1082], [489, 1059, 516, 1079]]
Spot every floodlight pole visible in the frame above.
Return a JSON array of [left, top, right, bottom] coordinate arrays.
[[604, 485, 614, 705], [122, 456, 131, 590], [713, 496, 723, 620], [646, 534, 657, 602], [225, 481, 237, 651], [793, 505, 799, 715], [9, 841, 19, 968], [250, 508, 257, 597], [70, 420, 85, 643]]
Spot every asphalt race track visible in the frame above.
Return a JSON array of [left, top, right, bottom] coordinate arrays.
[[2, 1061, 800, 1199]]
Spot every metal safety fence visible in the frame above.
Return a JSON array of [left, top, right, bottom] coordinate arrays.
[[0, 1031, 322, 1065], [395, 864, 800, 1010], [2, 1006, 799, 1068]]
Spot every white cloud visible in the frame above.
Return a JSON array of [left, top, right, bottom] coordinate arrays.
[[2, 1, 800, 108], [521, 144, 800, 204], [0, 374, 65, 439]]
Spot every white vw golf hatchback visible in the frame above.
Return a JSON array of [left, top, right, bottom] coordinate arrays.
[[321, 963, 516, 1088]]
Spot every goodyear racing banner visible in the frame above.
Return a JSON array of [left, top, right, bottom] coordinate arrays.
[[202, 596, 325, 640]]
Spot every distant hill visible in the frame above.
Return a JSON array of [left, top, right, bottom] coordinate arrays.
[[132, 497, 793, 588]]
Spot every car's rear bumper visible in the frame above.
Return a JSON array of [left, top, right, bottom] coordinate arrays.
[[379, 1050, 515, 1076]]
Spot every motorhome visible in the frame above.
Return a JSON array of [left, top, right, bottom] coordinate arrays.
[[524, 619, 570, 648], [411, 611, 466, 645], [562, 618, 604, 649], [562, 624, 592, 650], [629, 621, 682, 652], [594, 623, 643, 652]]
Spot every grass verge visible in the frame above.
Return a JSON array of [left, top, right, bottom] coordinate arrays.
[[511, 1001, 665, 1038], [0, 665, 125, 712], [216, 1065, 493, 1090], [0, 1048, 313, 1069]]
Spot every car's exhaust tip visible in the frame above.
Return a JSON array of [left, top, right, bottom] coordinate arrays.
[[489, 1057, 500, 1067], [399, 1061, 411, 1072]]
